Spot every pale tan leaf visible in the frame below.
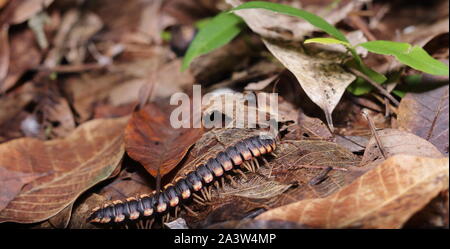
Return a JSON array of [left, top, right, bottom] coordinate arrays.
[[263, 39, 356, 130], [361, 128, 444, 166], [257, 155, 449, 228]]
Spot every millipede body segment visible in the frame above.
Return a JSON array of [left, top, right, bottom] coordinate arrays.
[[88, 135, 277, 224]]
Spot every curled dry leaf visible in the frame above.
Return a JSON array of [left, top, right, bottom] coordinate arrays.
[[256, 155, 449, 228], [398, 84, 449, 155], [124, 102, 204, 178], [262, 40, 356, 130], [0, 117, 128, 223]]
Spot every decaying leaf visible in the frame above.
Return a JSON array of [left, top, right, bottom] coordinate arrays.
[[220, 175, 292, 200], [262, 40, 356, 130], [0, 117, 127, 223], [257, 155, 449, 228], [268, 140, 360, 205], [124, 102, 204, 178], [398, 84, 449, 155], [0, 28, 41, 92], [361, 128, 444, 167]]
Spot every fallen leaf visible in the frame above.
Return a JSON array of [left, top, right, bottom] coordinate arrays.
[[263, 39, 356, 130], [124, 102, 204, 177], [361, 128, 444, 167], [0, 28, 41, 92], [398, 84, 449, 155], [220, 175, 292, 200], [257, 155, 449, 228], [227, 0, 364, 41], [0, 117, 127, 223]]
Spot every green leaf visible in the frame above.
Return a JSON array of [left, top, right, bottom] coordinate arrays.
[[232, 1, 348, 42], [304, 37, 351, 47], [359, 40, 449, 76], [347, 77, 374, 96], [182, 13, 244, 71]]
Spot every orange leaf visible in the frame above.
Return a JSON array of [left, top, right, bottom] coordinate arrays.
[[124, 102, 204, 177]]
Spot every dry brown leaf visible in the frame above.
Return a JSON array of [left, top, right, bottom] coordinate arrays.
[[257, 155, 449, 228], [398, 84, 449, 155], [220, 175, 292, 200], [361, 128, 444, 167], [124, 102, 204, 178], [0, 28, 41, 92], [262, 40, 356, 130], [0, 117, 128, 223]]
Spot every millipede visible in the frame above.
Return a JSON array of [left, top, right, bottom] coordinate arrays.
[[88, 134, 277, 224]]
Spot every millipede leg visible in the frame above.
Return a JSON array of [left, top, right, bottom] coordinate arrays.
[[242, 161, 252, 172], [226, 174, 238, 186], [193, 197, 207, 206], [253, 158, 260, 170], [270, 152, 278, 158], [164, 213, 170, 223], [193, 193, 205, 203], [174, 206, 180, 218], [214, 181, 220, 190], [261, 157, 269, 167], [183, 204, 198, 216], [233, 168, 247, 180], [250, 159, 257, 172]]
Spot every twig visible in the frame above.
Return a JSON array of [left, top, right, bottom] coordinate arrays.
[[362, 110, 388, 159], [348, 67, 400, 106]]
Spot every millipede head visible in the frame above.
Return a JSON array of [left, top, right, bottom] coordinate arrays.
[[206, 158, 224, 177], [216, 151, 233, 171], [225, 146, 243, 166], [235, 141, 253, 161]]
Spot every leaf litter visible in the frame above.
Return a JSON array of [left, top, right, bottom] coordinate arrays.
[[0, 0, 448, 229]]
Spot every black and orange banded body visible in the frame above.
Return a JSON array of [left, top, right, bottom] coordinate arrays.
[[88, 135, 277, 224]]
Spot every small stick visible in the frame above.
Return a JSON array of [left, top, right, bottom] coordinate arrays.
[[362, 110, 388, 159], [348, 67, 400, 106]]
